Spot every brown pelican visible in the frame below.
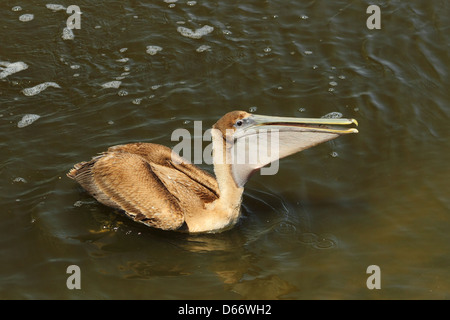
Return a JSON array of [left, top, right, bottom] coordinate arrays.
[[67, 111, 358, 233]]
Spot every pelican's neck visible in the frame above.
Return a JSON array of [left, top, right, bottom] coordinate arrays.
[[211, 128, 244, 222]]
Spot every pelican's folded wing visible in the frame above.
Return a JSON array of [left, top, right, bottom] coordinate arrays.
[[67, 143, 219, 231]]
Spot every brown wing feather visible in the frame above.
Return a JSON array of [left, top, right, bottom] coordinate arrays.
[[67, 143, 220, 231], [106, 143, 220, 203]]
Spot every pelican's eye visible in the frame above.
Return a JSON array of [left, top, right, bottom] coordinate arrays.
[[235, 120, 244, 127]]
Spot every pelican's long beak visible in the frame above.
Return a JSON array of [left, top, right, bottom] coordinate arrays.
[[244, 114, 359, 135], [230, 113, 358, 187]]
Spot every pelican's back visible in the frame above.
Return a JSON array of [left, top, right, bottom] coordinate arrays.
[[67, 143, 220, 231]]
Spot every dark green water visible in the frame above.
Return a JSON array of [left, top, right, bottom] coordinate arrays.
[[1, 0, 449, 299]]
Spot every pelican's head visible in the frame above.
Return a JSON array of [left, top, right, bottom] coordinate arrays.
[[212, 110, 358, 187]]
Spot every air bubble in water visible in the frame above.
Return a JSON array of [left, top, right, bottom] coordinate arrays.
[[321, 111, 343, 119], [177, 25, 214, 39], [313, 236, 337, 249], [19, 14, 34, 22], [275, 221, 297, 234], [146, 45, 163, 55], [0, 61, 28, 79], [74, 200, 84, 207], [101, 81, 121, 89], [62, 27, 74, 40], [46, 4, 66, 11], [196, 45, 211, 53], [22, 82, 61, 96], [18, 114, 40, 128], [299, 233, 318, 244], [132, 98, 142, 105]]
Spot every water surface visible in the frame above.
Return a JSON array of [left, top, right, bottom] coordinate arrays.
[[1, 0, 449, 299]]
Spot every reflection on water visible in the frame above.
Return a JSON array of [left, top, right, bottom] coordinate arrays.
[[1, 0, 449, 299]]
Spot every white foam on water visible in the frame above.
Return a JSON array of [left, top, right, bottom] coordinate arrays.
[[12, 6, 22, 11], [132, 98, 143, 105], [18, 114, 41, 128], [62, 27, 74, 40], [22, 82, 61, 96], [0, 61, 28, 79], [164, 0, 177, 8], [73, 200, 83, 207], [146, 46, 163, 55], [321, 112, 343, 119], [19, 14, 34, 22], [13, 177, 27, 183], [46, 4, 66, 11], [101, 81, 121, 89], [196, 45, 211, 53], [177, 25, 214, 39]]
